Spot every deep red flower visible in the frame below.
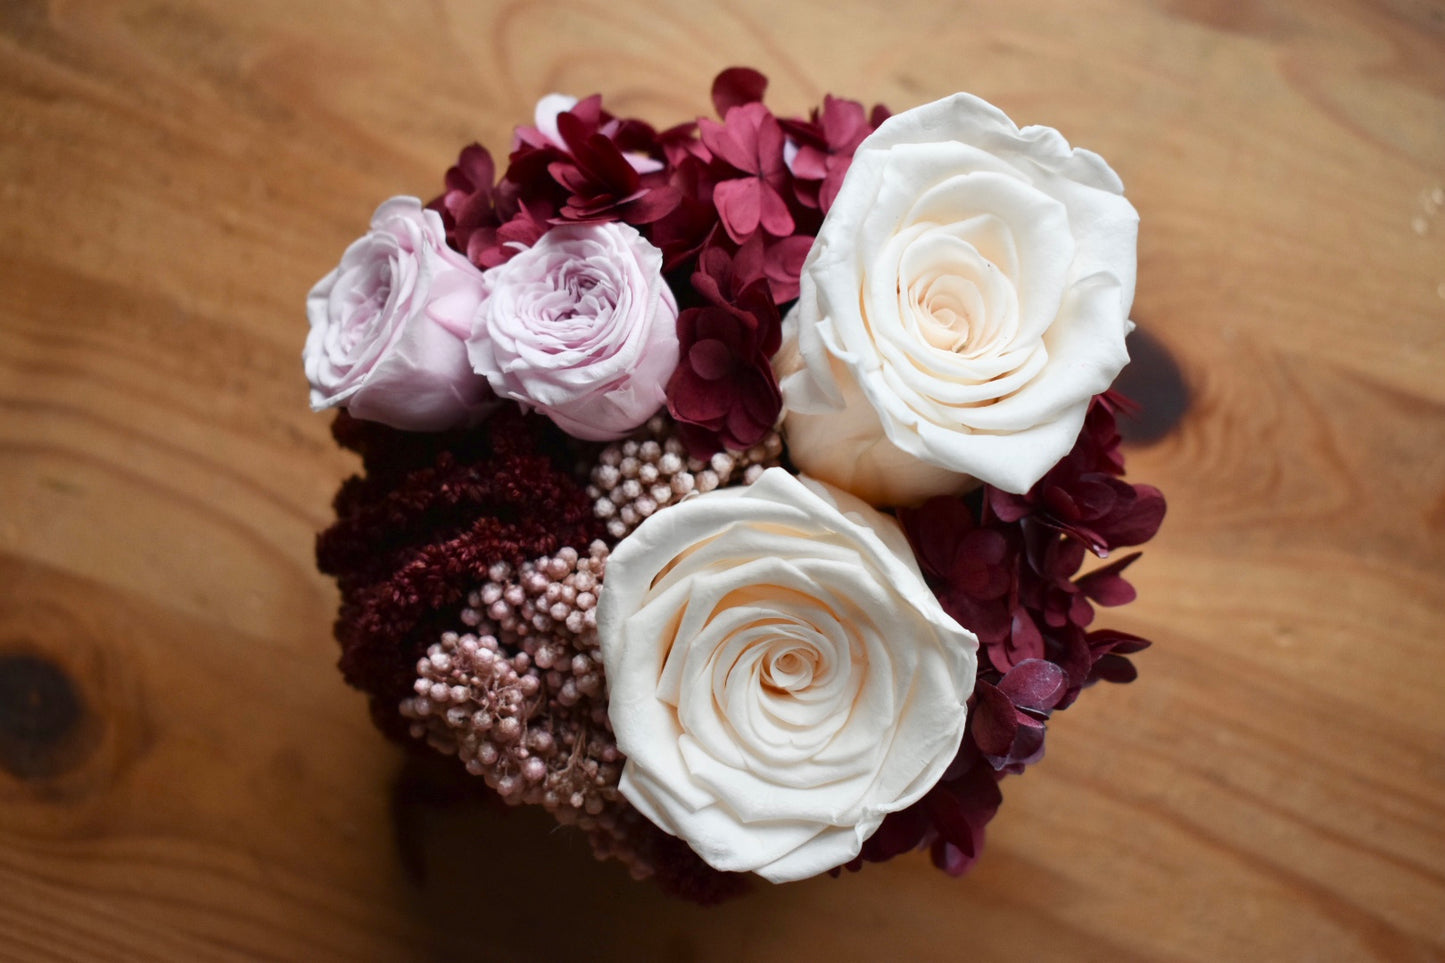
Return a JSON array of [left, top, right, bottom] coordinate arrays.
[[780, 95, 889, 212], [970, 659, 1068, 772], [698, 102, 795, 243], [990, 396, 1166, 555], [666, 241, 783, 455], [429, 143, 504, 267]]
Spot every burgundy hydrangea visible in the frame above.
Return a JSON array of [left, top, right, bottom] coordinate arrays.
[[990, 392, 1167, 556], [665, 240, 784, 455], [780, 94, 890, 213], [865, 393, 1166, 874]]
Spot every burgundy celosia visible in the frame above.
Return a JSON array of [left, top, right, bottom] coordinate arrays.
[[318, 408, 604, 739]]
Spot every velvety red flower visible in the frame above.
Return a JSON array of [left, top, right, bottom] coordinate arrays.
[[665, 241, 783, 455]]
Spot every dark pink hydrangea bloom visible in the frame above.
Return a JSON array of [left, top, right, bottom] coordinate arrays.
[[666, 240, 783, 456]]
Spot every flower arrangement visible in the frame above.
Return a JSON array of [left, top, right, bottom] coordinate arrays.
[[305, 68, 1165, 903]]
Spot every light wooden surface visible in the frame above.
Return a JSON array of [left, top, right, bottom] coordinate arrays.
[[2, 1, 1443, 960]]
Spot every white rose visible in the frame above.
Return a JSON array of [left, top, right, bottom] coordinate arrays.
[[598, 468, 977, 882], [775, 93, 1139, 504]]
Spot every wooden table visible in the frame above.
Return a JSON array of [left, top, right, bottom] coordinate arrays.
[[2, 1, 1442, 959]]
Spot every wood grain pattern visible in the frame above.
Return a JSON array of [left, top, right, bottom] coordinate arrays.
[[2, 1, 1443, 959]]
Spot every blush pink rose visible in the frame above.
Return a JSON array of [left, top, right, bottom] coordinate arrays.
[[304, 196, 494, 430], [467, 222, 680, 440]]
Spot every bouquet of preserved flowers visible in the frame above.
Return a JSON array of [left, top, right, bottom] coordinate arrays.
[[304, 68, 1165, 903]]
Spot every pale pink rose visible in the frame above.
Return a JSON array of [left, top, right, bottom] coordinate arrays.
[[467, 223, 679, 441], [304, 196, 494, 430]]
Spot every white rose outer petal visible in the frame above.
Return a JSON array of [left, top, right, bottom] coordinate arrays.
[[598, 468, 978, 883], [777, 93, 1139, 503]]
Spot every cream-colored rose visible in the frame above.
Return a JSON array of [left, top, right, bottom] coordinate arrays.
[[776, 93, 1138, 504], [597, 468, 977, 882]]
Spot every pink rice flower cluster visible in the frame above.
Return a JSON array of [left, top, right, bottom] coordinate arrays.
[[397, 522, 764, 901], [586, 415, 784, 541], [398, 544, 625, 827]]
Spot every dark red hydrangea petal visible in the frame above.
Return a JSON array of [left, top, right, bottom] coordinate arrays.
[[1090, 653, 1140, 684], [1104, 484, 1167, 548], [1089, 628, 1152, 655], [651, 161, 723, 270], [927, 764, 1004, 875], [429, 143, 510, 267], [318, 409, 603, 742], [997, 658, 1068, 713], [779, 94, 887, 213], [989, 721, 1047, 772], [899, 496, 977, 570], [1076, 552, 1141, 606], [698, 103, 795, 243], [759, 233, 812, 302], [923, 783, 983, 859], [858, 800, 933, 862], [687, 338, 734, 379], [970, 683, 1019, 757], [501, 95, 679, 231], [944, 593, 1013, 650], [989, 395, 1167, 556], [711, 66, 768, 116], [665, 243, 785, 456], [1004, 607, 1046, 668]]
